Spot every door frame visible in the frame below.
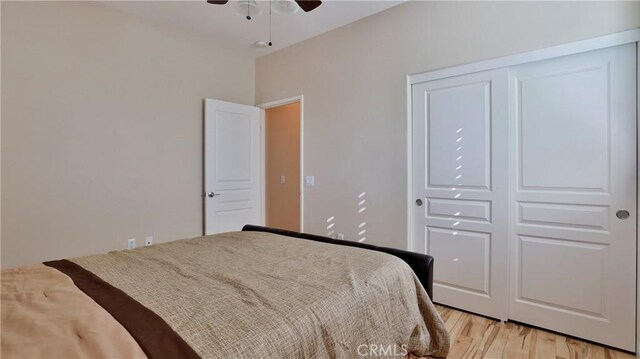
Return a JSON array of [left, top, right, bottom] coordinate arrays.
[[406, 28, 640, 354], [257, 95, 305, 232]]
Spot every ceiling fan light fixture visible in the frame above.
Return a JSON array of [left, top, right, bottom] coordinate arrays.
[[272, 0, 299, 15], [254, 41, 268, 48], [234, 0, 261, 19]]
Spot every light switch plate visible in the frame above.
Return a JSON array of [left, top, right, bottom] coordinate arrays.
[[305, 176, 315, 187], [280, 175, 286, 185]]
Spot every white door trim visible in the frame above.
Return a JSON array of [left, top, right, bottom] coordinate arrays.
[[406, 29, 640, 354], [257, 95, 305, 232], [636, 44, 639, 358], [408, 29, 640, 84]]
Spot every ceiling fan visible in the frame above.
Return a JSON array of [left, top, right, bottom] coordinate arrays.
[[206, 0, 322, 15]]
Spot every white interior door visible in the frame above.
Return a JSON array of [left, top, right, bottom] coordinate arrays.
[[508, 44, 637, 351], [412, 68, 509, 320], [204, 98, 261, 235]]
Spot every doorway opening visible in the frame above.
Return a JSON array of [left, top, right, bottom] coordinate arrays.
[[260, 96, 303, 232]]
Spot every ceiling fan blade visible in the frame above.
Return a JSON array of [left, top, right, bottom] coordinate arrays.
[[206, 0, 229, 4], [295, 0, 322, 12]]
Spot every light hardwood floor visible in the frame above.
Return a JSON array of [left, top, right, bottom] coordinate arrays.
[[435, 304, 635, 359]]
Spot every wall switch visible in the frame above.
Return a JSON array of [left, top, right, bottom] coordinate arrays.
[[280, 175, 286, 185], [127, 238, 136, 250], [337, 233, 345, 240], [144, 236, 153, 246], [305, 176, 315, 187]]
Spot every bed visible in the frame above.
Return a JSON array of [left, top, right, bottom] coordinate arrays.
[[1, 226, 450, 358]]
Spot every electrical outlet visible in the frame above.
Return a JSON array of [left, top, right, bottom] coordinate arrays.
[[337, 233, 345, 240], [305, 176, 315, 187], [145, 236, 153, 246], [127, 238, 136, 250]]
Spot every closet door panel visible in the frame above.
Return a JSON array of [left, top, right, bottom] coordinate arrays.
[[508, 43, 637, 351], [412, 68, 509, 320]]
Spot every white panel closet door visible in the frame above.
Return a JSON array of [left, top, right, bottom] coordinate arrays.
[[412, 68, 509, 320], [508, 43, 637, 351], [204, 99, 261, 235]]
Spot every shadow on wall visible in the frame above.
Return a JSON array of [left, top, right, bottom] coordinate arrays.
[[326, 216, 336, 237], [324, 191, 368, 243], [357, 192, 367, 243], [322, 125, 460, 244]]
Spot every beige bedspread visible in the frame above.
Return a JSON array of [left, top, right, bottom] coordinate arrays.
[[3, 231, 449, 358]]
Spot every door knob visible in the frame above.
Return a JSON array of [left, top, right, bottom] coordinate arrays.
[[206, 192, 221, 198], [415, 199, 423, 206], [616, 210, 630, 220]]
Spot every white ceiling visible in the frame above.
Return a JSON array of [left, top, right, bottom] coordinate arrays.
[[102, 1, 403, 58]]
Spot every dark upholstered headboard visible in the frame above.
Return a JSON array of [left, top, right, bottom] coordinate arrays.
[[241, 225, 434, 299]]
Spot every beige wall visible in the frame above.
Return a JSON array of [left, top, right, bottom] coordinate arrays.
[[3, 1, 639, 268], [256, 1, 640, 249], [1, 1, 254, 268], [265, 102, 301, 231]]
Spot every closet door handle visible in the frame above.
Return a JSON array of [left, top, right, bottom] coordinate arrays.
[[616, 210, 630, 220]]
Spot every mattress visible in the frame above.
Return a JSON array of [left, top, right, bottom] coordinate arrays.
[[1, 231, 450, 358]]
